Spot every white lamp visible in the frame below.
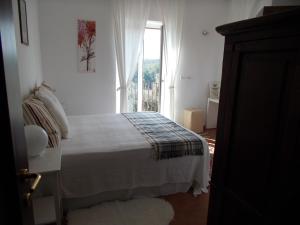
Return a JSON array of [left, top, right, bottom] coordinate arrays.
[[24, 125, 48, 158]]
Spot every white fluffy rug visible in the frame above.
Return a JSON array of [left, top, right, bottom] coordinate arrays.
[[68, 198, 174, 225]]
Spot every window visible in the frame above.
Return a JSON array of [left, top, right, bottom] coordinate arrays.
[[127, 21, 163, 112]]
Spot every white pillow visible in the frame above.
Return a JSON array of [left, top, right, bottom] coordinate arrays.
[[35, 86, 70, 138]]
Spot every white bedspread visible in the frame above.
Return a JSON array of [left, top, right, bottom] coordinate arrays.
[[60, 114, 210, 199]]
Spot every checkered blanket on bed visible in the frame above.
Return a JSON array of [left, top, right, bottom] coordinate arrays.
[[122, 112, 203, 160]]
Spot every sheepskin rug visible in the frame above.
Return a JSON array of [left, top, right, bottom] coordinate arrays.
[[68, 198, 174, 225]]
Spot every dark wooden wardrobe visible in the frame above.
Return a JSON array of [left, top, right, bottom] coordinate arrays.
[[207, 9, 300, 225]]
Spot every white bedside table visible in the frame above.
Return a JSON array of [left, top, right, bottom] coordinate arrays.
[[206, 98, 219, 129], [29, 147, 62, 225]]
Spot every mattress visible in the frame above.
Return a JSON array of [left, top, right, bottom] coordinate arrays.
[[60, 113, 210, 200]]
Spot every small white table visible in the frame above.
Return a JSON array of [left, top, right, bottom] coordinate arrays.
[[29, 147, 62, 225], [206, 98, 219, 129]]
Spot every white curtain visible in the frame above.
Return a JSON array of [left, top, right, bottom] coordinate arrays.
[[158, 0, 184, 120], [113, 0, 150, 113]]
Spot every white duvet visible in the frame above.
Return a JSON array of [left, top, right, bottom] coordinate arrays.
[[60, 114, 210, 199]]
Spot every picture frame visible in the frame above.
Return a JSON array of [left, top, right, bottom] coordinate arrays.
[[18, 0, 29, 45], [78, 19, 96, 73]]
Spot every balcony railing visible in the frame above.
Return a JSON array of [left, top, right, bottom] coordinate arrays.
[[128, 82, 160, 112], [143, 82, 160, 112]]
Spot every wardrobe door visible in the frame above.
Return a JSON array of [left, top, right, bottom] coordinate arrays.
[[208, 36, 300, 225]]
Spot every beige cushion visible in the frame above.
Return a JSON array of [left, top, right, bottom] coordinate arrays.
[[23, 98, 61, 148], [35, 85, 69, 138]]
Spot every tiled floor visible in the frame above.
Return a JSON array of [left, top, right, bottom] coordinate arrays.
[[200, 128, 216, 154], [162, 128, 216, 225], [162, 191, 210, 225]]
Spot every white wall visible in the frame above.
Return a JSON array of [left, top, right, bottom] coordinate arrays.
[[174, 0, 230, 124], [38, 0, 230, 123], [228, 0, 272, 22], [38, 0, 116, 115], [13, 0, 43, 98], [272, 0, 300, 6], [228, 0, 300, 23]]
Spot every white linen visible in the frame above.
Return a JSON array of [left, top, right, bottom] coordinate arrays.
[[64, 183, 194, 210], [60, 114, 210, 199]]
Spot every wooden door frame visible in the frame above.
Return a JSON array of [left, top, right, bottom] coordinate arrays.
[[0, 0, 34, 224]]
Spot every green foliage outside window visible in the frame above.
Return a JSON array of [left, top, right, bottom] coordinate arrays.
[[128, 59, 161, 112]]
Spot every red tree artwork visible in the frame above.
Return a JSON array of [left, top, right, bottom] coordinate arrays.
[[78, 20, 96, 72]]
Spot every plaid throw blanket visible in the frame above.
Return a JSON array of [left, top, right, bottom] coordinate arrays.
[[122, 112, 203, 160]]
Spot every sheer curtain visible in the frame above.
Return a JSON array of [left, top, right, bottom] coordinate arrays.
[[113, 0, 150, 113], [158, 0, 185, 120]]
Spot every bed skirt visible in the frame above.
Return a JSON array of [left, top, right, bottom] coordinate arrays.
[[63, 182, 198, 211]]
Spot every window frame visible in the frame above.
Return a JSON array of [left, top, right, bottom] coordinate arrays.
[[138, 21, 164, 112]]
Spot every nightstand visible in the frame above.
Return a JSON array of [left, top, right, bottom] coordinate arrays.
[[29, 147, 62, 225], [184, 108, 205, 133]]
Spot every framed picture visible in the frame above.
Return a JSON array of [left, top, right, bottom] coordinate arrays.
[[78, 19, 96, 73], [18, 0, 29, 45]]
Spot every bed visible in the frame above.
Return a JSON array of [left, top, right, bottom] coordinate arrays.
[[60, 112, 210, 210]]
